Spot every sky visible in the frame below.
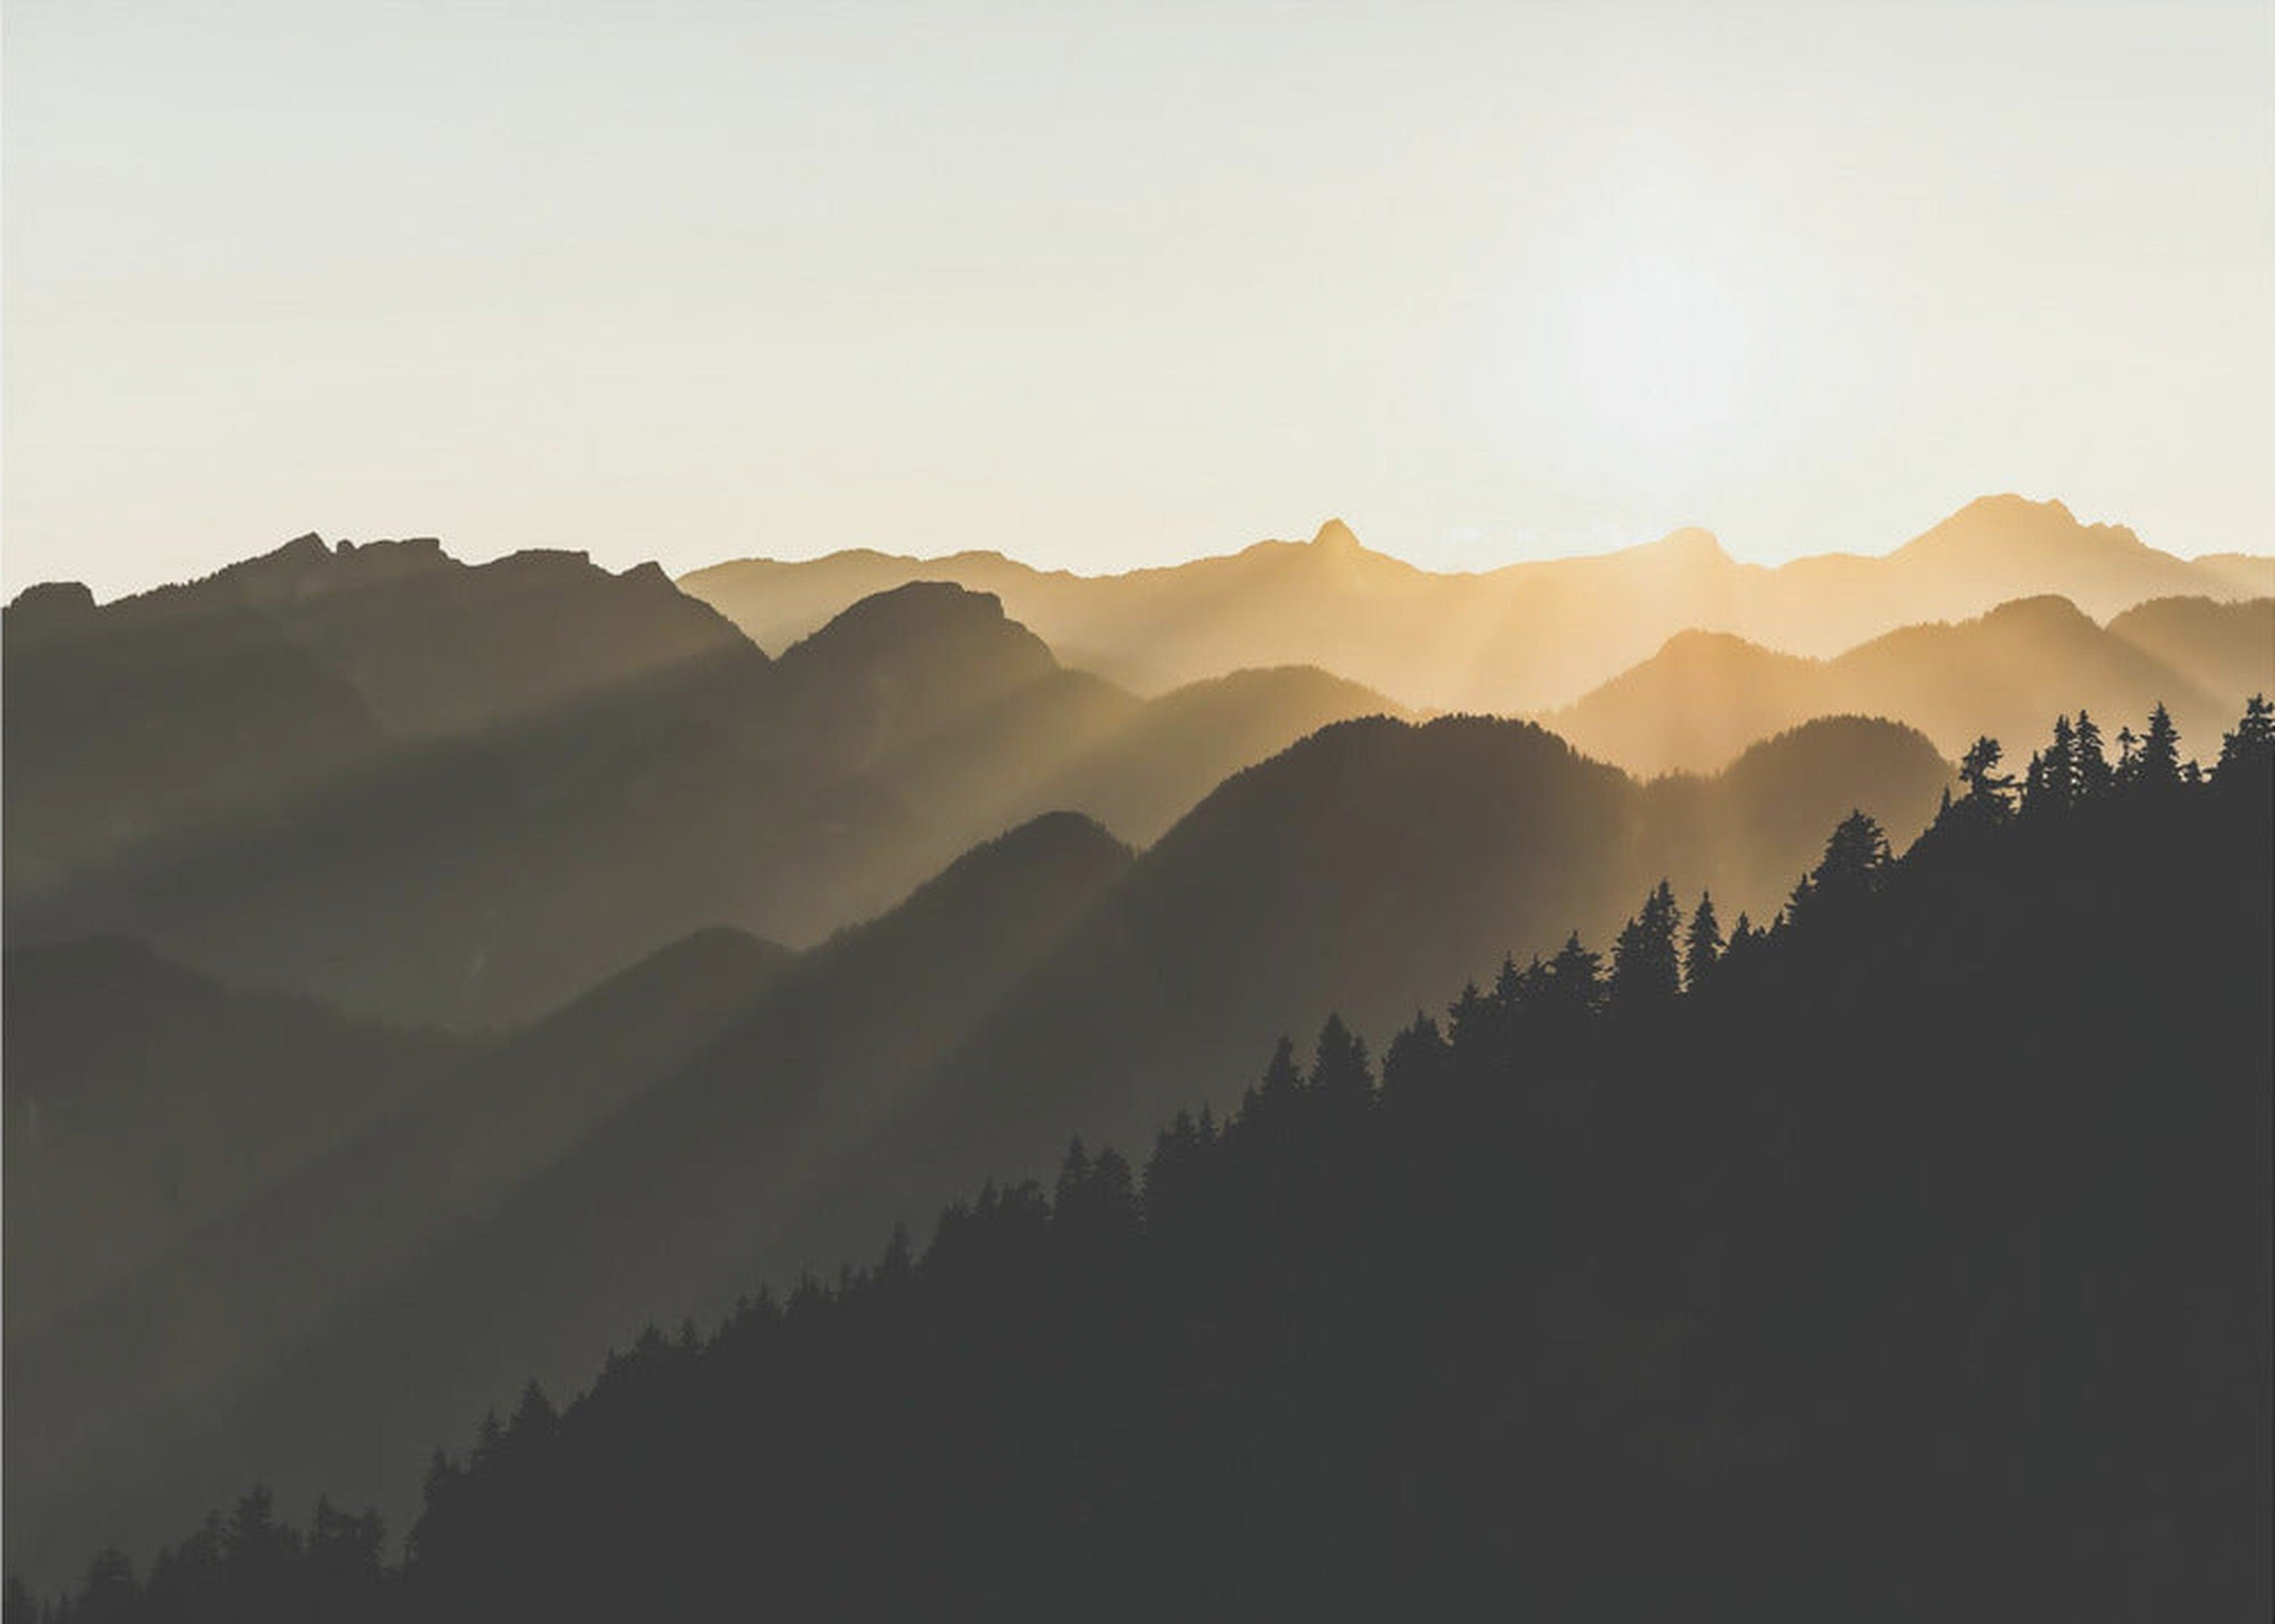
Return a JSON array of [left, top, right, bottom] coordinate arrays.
[[5, 0, 2272, 600]]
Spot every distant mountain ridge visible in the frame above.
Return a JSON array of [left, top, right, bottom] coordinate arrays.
[[681, 495, 2273, 712], [1552, 593, 2275, 776]]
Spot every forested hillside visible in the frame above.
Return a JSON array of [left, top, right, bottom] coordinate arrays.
[[21, 700, 2267, 1623]]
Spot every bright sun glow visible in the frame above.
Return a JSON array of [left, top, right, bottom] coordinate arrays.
[[1568, 257, 1752, 449]]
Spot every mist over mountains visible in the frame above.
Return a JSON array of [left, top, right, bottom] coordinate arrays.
[[5, 542, 1402, 1027], [682, 495, 2273, 713], [5, 497, 2270, 1600], [1554, 594, 2274, 776]]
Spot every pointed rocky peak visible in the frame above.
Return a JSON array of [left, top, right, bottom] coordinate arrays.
[[1639, 526, 1732, 566], [1310, 517, 1363, 554]]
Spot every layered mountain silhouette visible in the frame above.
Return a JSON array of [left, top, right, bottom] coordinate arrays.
[[24, 713, 2271, 1622], [5, 713, 1950, 1581], [2, 940, 472, 1340], [682, 496, 2271, 712], [3, 927, 794, 1589], [1552, 594, 2274, 776], [7, 543, 1401, 1027], [8, 499, 2267, 1601]]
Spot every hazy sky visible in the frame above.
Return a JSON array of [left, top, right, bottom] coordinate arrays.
[[7, 0, 2272, 599]]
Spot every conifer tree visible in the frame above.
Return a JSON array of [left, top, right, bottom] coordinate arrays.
[[2042, 714, 2077, 809], [1957, 736, 2016, 823], [1382, 1012, 1449, 1096], [1309, 1013, 1375, 1117], [2136, 703, 2182, 787], [1247, 1035, 1305, 1130], [1053, 1138, 1092, 1212], [1792, 810, 1889, 926], [1609, 881, 1682, 1010], [2215, 693, 2273, 784], [1543, 931, 1604, 1016], [1683, 891, 1723, 992], [2020, 750, 2047, 812], [2072, 709, 2112, 798], [1445, 981, 1487, 1050]]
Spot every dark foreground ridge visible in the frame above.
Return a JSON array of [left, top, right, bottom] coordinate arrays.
[[16, 700, 2273, 1623]]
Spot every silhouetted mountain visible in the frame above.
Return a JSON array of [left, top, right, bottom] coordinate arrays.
[[1553, 594, 2247, 774], [178, 534, 765, 739], [2, 713, 1953, 1581], [8, 547, 1396, 1027], [2, 815, 1135, 1585], [30, 715, 2269, 1622], [2, 940, 472, 1341], [682, 496, 2272, 711], [3, 586, 389, 895], [1033, 665, 1410, 844], [4, 930, 792, 1591], [4, 537, 816, 1027], [2104, 595, 2275, 707]]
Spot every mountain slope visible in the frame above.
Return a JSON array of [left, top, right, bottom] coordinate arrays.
[[4, 929, 793, 1590], [5, 715, 1948, 1583], [44, 724, 2271, 1622], [2104, 595, 2275, 706], [4, 817, 1138, 1585], [8, 552, 1403, 1027], [1, 940, 473, 1340], [1552, 594, 2241, 776]]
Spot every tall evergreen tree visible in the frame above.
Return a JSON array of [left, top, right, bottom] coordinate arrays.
[[2136, 703, 2182, 787], [1309, 1012, 1374, 1104], [1791, 809, 1889, 927], [1609, 880, 1682, 1011], [2215, 693, 2274, 784], [1053, 1138, 1093, 1212], [1542, 931, 1604, 1017], [2072, 709, 2112, 799], [1683, 891, 1723, 992], [1957, 736, 2016, 824], [2042, 714, 2077, 810], [1382, 1012, 1449, 1096]]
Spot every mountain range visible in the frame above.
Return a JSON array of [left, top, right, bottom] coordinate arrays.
[[1552, 594, 2274, 776], [8, 495, 2270, 1591], [681, 495, 2275, 713], [7, 711, 1950, 1584], [6, 544, 1403, 1027]]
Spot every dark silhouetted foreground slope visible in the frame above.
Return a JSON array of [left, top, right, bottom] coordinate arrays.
[[2, 713, 1947, 1583], [23, 704, 2268, 1622]]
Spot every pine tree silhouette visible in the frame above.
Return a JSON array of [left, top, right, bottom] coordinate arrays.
[[1683, 890, 1723, 992]]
